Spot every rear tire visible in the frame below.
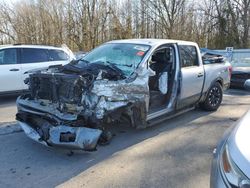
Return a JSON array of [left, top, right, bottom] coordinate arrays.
[[200, 82, 223, 111]]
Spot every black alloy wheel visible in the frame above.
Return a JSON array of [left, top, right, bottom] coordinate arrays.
[[200, 82, 223, 111]]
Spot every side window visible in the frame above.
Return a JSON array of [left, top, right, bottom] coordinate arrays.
[[49, 49, 69, 61], [179, 45, 199, 67], [20, 48, 49, 63], [0, 49, 17, 65], [149, 46, 174, 73]]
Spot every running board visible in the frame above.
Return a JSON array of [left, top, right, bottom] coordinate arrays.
[[146, 106, 195, 127], [147, 108, 172, 121]]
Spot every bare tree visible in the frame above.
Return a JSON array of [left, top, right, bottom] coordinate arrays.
[[0, 0, 249, 50]]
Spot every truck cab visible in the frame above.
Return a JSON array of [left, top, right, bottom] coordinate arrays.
[[136, 39, 230, 121]]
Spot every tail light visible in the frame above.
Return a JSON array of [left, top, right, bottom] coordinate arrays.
[[228, 65, 232, 78]]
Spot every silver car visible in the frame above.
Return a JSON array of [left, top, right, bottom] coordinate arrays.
[[210, 80, 250, 188]]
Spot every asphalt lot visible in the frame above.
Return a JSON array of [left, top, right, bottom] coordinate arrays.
[[0, 89, 249, 188], [0, 94, 17, 124]]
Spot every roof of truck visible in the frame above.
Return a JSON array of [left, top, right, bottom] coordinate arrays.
[[108, 38, 198, 47]]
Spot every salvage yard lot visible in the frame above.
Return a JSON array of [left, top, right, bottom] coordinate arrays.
[[0, 89, 249, 188]]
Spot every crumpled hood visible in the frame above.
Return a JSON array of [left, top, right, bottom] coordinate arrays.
[[228, 109, 250, 178], [16, 63, 154, 150]]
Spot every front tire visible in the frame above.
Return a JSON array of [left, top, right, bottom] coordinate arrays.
[[200, 82, 223, 111]]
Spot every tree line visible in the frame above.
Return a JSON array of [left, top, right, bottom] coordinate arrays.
[[0, 0, 249, 51]]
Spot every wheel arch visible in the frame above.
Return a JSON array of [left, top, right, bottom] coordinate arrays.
[[215, 78, 223, 87], [200, 77, 224, 103]]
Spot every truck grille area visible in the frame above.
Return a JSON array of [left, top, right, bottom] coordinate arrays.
[[29, 73, 85, 104]]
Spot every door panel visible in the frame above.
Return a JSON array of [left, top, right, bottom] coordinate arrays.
[[179, 66, 204, 105], [177, 45, 204, 109], [0, 48, 22, 92]]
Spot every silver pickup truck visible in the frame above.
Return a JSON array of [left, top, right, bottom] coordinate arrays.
[[16, 39, 231, 150]]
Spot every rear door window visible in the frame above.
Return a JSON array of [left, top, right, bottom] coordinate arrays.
[[179, 45, 199, 67], [20, 48, 49, 63], [48, 49, 69, 61], [0, 48, 17, 65]]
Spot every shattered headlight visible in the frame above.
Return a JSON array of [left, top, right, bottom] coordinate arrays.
[[220, 144, 250, 188]]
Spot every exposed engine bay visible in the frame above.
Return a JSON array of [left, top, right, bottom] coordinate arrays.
[[16, 61, 152, 151]]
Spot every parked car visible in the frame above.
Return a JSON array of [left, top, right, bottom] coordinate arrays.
[[231, 66, 250, 89], [0, 44, 75, 95], [210, 79, 250, 188], [16, 39, 231, 150]]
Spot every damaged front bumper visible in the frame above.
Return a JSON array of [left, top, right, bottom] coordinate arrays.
[[19, 122, 102, 151], [16, 97, 102, 151]]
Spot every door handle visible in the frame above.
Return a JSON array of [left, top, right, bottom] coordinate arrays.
[[9, 68, 19, 71], [197, 73, 204, 77]]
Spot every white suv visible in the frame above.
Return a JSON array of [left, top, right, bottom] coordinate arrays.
[[0, 44, 75, 94]]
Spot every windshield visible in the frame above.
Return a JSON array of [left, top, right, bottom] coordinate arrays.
[[78, 43, 150, 76]]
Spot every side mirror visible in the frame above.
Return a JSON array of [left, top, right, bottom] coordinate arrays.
[[244, 79, 250, 91]]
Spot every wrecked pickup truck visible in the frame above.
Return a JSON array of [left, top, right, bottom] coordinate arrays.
[[16, 39, 231, 151]]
